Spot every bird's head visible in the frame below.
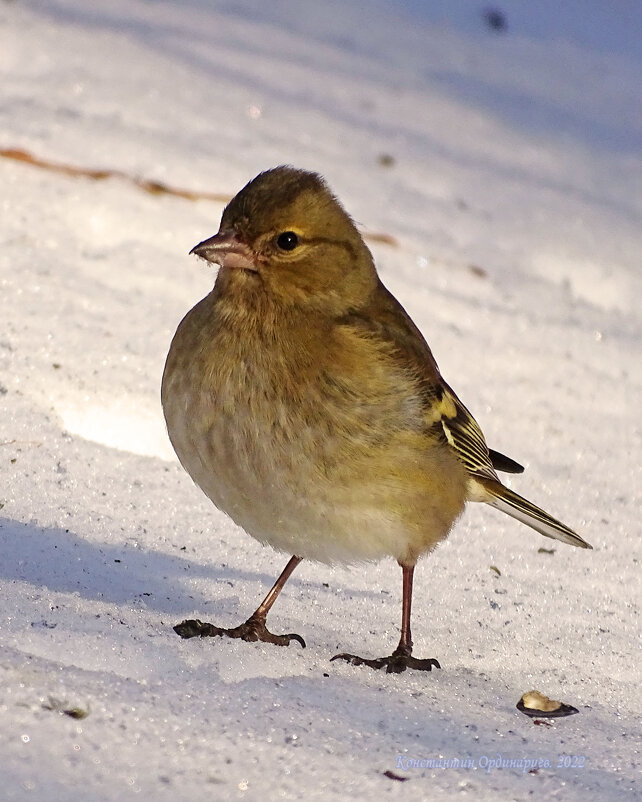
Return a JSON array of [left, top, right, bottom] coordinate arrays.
[[191, 166, 378, 313]]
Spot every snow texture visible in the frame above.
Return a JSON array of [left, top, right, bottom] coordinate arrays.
[[1, 0, 640, 799]]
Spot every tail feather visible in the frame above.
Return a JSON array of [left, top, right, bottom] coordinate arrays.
[[477, 478, 592, 549]]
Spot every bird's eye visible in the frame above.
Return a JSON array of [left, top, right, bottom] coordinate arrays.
[[276, 231, 299, 251]]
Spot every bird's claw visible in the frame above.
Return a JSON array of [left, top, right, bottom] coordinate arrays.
[[173, 614, 306, 648], [330, 650, 440, 674]]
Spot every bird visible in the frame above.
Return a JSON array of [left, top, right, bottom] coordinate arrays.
[[161, 166, 591, 674]]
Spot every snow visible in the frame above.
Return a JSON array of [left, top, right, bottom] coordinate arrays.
[[1, 0, 640, 799]]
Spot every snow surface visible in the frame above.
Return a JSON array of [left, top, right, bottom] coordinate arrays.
[[1, 0, 640, 799]]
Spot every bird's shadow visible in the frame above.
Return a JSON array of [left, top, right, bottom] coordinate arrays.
[[0, 516, 275, 615], [0, 516, 383, 618]]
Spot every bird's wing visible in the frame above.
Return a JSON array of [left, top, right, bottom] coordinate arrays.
[[345, 280, 503, 481], [343, 281, 591, 549], [488, 449, 524, 474], [435, 382, 500, 481]]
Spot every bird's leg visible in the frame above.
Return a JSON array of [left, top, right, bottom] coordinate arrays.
[[331, 564, 441, 673], [174, 555, 305, 647]]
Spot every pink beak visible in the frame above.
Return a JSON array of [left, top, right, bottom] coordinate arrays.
[[190, 230, 258, 271]]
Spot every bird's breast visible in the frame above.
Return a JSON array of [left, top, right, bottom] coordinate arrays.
[[161, 294, 467, 563]]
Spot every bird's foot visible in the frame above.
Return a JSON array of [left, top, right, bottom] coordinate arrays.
[[173, 612, 306, 648], [330, 644, 440, 674]]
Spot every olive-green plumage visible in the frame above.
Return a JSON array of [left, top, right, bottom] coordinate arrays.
[[161, 166, 590, 672]]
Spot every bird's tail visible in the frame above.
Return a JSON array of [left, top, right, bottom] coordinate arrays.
[[475, 477, 592, 549]]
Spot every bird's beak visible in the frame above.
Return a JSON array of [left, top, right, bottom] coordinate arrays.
[[190, 230, 258, 271]]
